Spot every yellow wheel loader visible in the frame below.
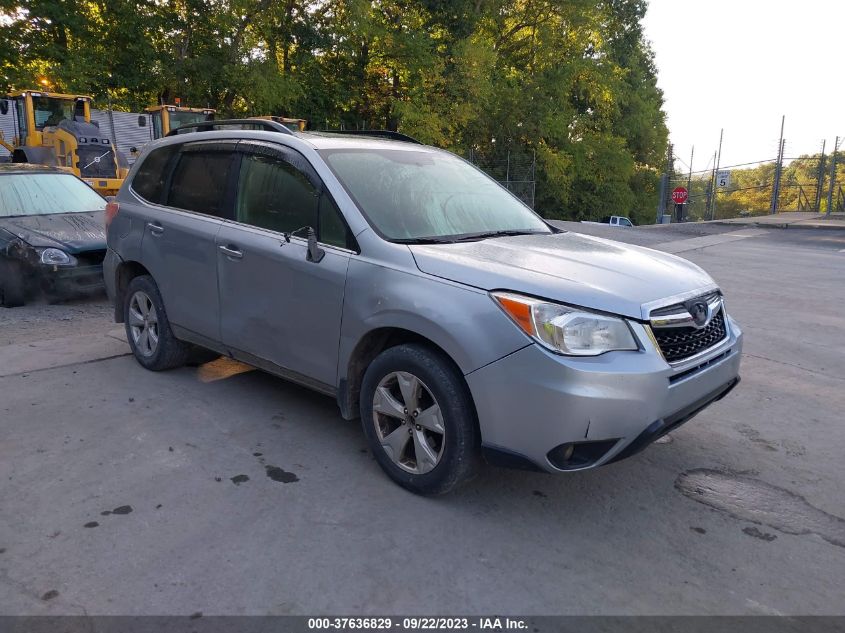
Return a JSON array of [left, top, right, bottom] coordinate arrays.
[[0, 90, 128, 196], [144, 105, 215, 138], [251, 115, 307, 132]]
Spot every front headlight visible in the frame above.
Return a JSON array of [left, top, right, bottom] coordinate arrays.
[[39, 248, 77, 267], [492, 291, 639, 356]]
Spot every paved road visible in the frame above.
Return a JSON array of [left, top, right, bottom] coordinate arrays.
[[1, 224, 844, 615]]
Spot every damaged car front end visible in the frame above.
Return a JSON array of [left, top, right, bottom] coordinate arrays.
[[0, 165, 107, 307]]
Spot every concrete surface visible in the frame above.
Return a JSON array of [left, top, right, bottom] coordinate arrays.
[[1, 224, 844, 616], [709, 212, 845, 230]]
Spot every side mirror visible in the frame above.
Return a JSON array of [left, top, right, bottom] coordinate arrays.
[[137, 116, 146, 127], [0, 100, 8, 115], [282, 226, 325, 263], [305, 227, 325, 263]]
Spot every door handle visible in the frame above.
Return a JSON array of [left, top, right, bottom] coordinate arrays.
[[146, 222, 164, 236], [218, 245, 243, 259]]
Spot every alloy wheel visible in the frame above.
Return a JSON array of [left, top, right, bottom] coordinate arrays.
[[372, 371, 445, 474], [128, 290, 159, 357]]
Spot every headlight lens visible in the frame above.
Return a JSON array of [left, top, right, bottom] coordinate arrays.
[[492, 291, 639, 356], [39, 248, 77, 266]]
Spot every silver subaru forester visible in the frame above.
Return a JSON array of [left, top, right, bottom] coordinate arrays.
[[104, 124, 742, 495]]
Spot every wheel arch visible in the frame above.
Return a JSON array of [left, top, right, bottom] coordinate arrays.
[[113, 260, 152, 322], [338, 326, 477, 425]]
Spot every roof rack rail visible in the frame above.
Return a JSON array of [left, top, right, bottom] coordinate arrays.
[[322, 130, 422, 144], [166, 119, 295, 136]]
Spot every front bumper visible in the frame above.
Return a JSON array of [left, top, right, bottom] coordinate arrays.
[[41, 263, 105, 295], [465, 317, 743, 473]]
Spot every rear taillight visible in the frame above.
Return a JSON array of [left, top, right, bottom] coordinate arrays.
[[104, 201, 120, 229]]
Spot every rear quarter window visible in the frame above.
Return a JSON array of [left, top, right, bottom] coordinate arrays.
[[131, 145, 178, 204]]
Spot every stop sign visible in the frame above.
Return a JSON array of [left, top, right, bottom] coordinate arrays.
[[672, 187, 689, 204]]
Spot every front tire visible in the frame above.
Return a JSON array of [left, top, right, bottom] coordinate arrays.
[[360, 344, 480, 495], [124, 275, 190, 371]]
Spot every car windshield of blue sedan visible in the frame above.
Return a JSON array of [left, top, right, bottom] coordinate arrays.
[[0, 173, 107, 217], [320, 148, 551, 241]]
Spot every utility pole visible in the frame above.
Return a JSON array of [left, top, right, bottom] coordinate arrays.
[[826, 136, 840, 217], [655, 174, 668, 224], [709, 129, 723, 220], [686, 146, 695, 191], [686, 146, 695, 216], [814, 139, 826, 212], [770, 116, 785, 214], [656, 143, 673, 223], [706, 151, 717, 219]]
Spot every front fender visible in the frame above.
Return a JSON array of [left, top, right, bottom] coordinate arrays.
[[339, 258, 530, 381]]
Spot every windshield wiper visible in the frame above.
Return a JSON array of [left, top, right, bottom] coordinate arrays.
[[450, 229, 549, 242], [392, 229, 549, 245], [391, 236, 461, 244]]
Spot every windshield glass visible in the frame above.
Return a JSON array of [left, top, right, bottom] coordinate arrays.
[[169, 110, 214, 131], [32, 96, 75, 129], [0, 173, 106, 217], [320, 148, 550, 241]]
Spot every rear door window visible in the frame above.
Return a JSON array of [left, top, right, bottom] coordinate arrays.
[[166, 145, 236, 217]]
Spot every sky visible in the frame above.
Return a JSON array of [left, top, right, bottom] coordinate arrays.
[[642, 0, 845, 173]]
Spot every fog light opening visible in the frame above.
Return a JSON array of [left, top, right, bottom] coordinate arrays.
[[547, 439, 619, 471]]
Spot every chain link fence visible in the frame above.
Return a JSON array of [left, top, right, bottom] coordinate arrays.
[[468, 148, 536, 209], [660, 134, 845, 223]]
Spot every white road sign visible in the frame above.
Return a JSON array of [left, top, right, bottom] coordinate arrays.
[[716, 170, 731, 188]]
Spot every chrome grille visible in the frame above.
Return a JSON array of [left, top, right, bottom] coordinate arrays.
[[652, 309, 727, 363]]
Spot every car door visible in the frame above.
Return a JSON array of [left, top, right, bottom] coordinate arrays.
[[139, 140, 238, 343], [216, 141, 355, 391]]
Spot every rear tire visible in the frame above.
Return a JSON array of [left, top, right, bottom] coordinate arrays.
[[0, 259, 26, 308], [360, 344, 480, 495], [123, 275, 190, 371]]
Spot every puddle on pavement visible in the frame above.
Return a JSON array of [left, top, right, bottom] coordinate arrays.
[[265, 465, 299, 483], [675, 468, 845, 548], [196, 357, 255, 383]]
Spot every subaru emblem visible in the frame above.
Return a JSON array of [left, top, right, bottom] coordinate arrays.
[[689, 301, 709, 327]]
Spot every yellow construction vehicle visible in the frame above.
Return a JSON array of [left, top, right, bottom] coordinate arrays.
[[145, 104, 215, 138], [251, 115, 307, 132], [0, 90, 128, 196]]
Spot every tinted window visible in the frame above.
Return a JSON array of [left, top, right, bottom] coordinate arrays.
[[236, 153, 316, 233], [319, 192, 351, 249], [167, 150, 233, 216], [132, 145, 177, 204]]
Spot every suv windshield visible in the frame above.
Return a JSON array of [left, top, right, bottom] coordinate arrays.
[[0, 173, 106, 217], [320, 148, 551, 241]]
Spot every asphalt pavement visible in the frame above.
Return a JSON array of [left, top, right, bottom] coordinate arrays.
[[1, 222, 844, 615]]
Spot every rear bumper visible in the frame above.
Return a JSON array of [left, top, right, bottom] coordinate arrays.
[[466, 317, 743, 473]]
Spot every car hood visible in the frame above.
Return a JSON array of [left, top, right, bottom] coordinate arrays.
[[0, 212, 106, 253], [408, 232, 717, 319]]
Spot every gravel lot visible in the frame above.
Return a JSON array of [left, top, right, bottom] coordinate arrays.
[[0, 294, 112, 346]]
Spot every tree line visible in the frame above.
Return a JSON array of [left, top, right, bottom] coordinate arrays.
[[0, 0, 669, 222]]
